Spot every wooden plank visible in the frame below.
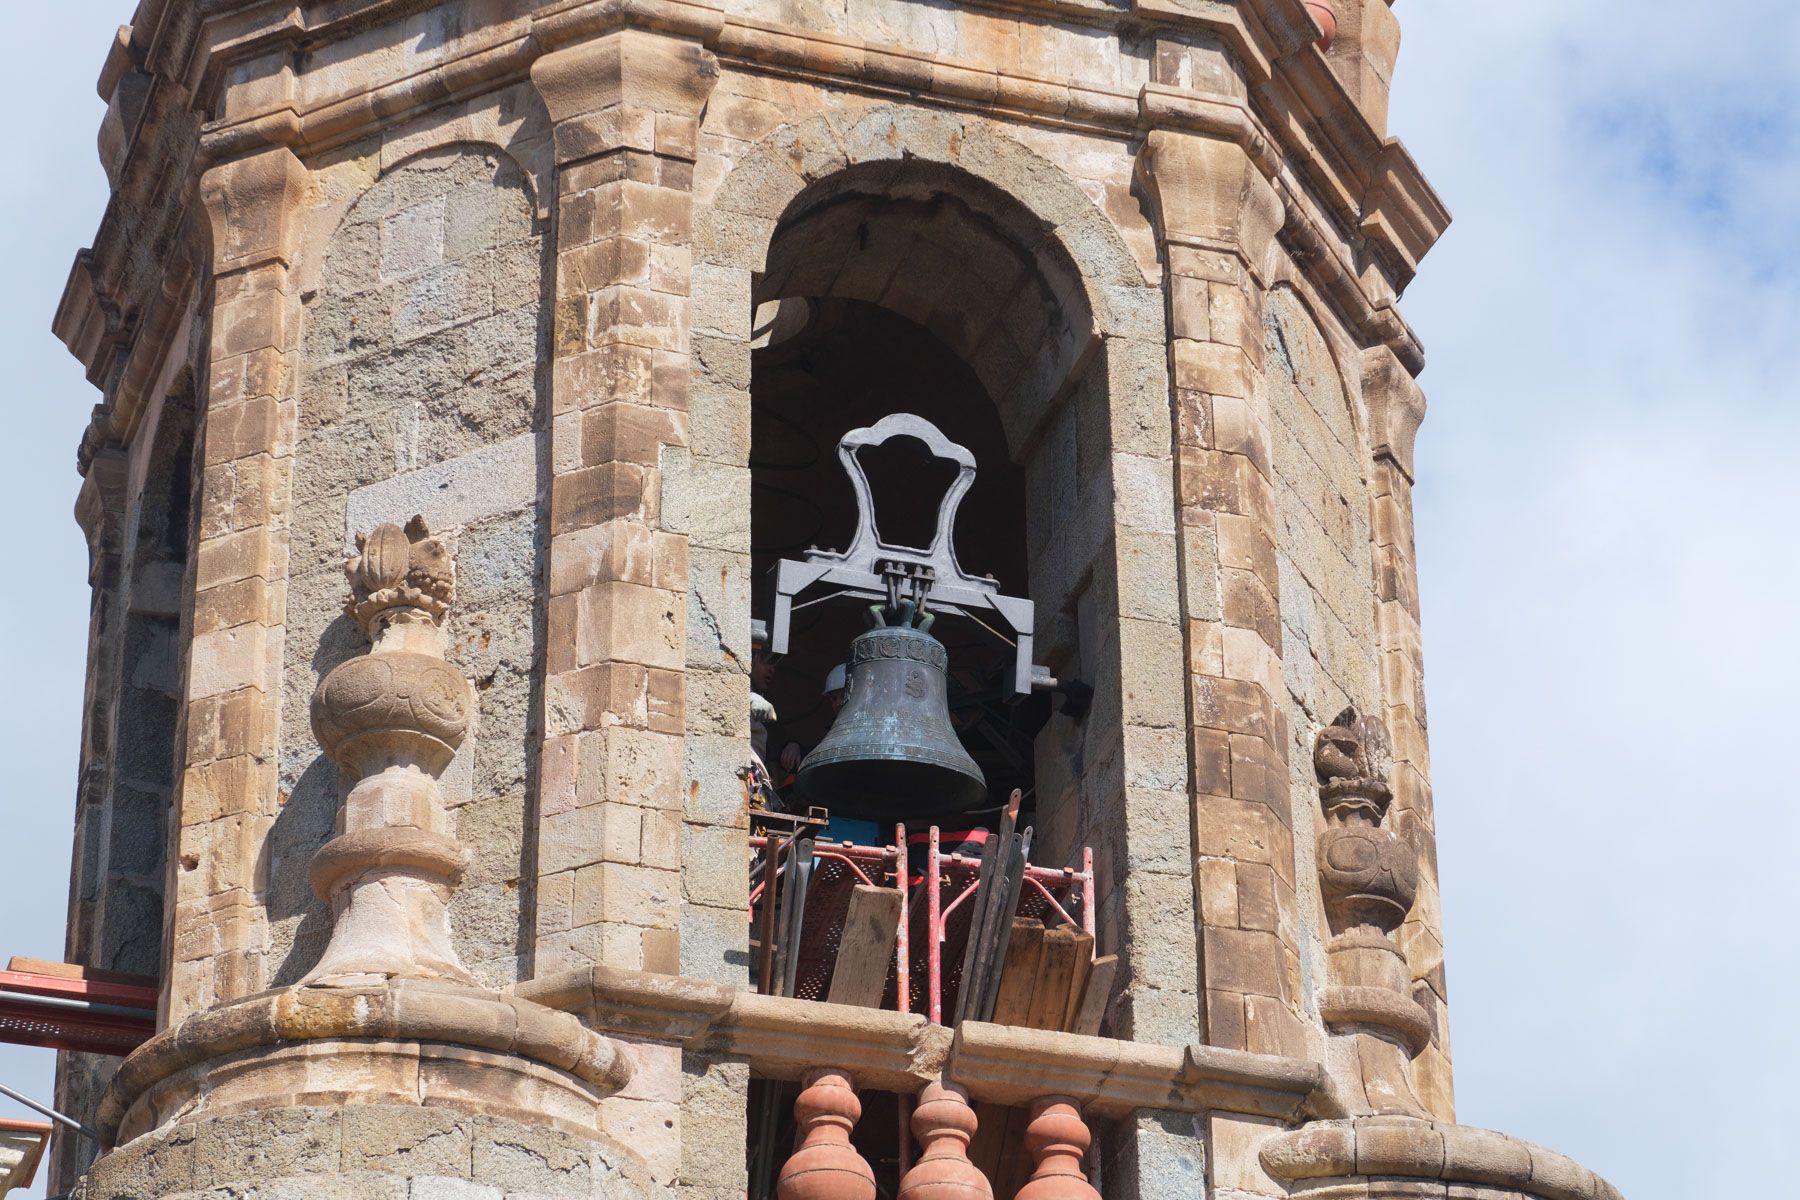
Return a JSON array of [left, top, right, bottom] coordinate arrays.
[[957, 794, 1020, 1023], [991, 1107, 1033, 1200], [968, 916, 1046, 1183], [991, 926, 1091, 1199], [1070, 954, 1119, 1037], [973, 827, 1033, 1022], [826, 885, 904, 1008], [1063, 936, 1095, 1033], [775, 839, 815, 997], [1024, 926, 1083, 1031], [987, 919, 1046, 1027]]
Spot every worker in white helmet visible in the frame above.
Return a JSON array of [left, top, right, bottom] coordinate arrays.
[[777, 663, 849, 776]]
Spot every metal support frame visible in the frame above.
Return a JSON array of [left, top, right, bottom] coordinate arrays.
[[766, 414, 1038, 695], [746, 830, 1095, 1027]]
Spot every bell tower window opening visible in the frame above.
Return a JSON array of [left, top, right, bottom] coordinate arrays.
[[750, 298, 1042, 821]]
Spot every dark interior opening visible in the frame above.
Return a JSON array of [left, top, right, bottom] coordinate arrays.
[[750, 298, 1047, 825]]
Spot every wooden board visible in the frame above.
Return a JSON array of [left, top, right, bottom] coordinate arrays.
[[987, 919, 1047, 1026], [1023, 927, 1087, 1031], [1070, 954, 1119, 1037], [826, 885, 903, 1009], [989, 926, 1095, 1198]]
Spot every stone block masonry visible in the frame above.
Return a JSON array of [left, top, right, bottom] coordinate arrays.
[[44, 1, 1618, 1197], [276, 143, 550, 990]]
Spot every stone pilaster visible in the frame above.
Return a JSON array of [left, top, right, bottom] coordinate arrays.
[[1361, 345, 1452, 1117], [170, 144, 306, 1020], [68, 448, 131, 970], [528, 21, 720, 980], [1323, 0, 1404, 134], [1135, 129, 1311, 1060], [58, 448, 132, 1189]]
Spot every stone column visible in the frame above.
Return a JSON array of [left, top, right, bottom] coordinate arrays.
[[170, 145, 307, 1020], [528, 25, 750, 1200], [68, 448, 131, 973], [1134, 128, 1310, 1061], [528, 22, 720, 979], [57, 449, 131, 1189]]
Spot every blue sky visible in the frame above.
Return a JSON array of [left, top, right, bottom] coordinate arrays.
[[2, 3, 1794, 1197]]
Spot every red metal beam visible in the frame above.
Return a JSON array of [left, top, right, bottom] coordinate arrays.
[[0, 958, 156, 1057]]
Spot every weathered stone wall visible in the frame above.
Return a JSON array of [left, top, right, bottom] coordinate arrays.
[[1265, 287, 1379, 740], [50, 3, 1497, 1198], [272, 143, 549, 987], [1262, 285, 1381, 1012], [82, 1102, 647, 1200]]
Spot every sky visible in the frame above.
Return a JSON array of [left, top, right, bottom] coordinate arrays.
[[1, 3, 1794, 1198]]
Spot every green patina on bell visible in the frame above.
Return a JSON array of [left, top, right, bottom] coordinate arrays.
[[795, 619, 987, 819]]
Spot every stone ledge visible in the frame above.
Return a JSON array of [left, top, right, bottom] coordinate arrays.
[[1261, 1117, 1624, 1200], [513, 963, 1339, 1121], [98, 979, 634, 1145]]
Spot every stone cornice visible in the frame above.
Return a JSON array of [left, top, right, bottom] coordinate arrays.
[[514, 964, 1344, 1122], [69, 0, 1446, 443], [1261, 1117, 1626, 1200], [96, 978, 635, 1146]]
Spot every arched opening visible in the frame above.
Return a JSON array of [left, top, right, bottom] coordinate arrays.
[[706, 121, 1175, 1200], [747, 164, 1096, 833]]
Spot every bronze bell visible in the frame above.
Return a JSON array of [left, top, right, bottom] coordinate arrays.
[[796, 621, 987, 819]]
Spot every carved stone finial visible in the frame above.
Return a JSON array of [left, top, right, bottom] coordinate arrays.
[[1313, 707, 1431, 1116], [1314, 706, 1394, 822], [1313, 708, 1414, 935], [305, 516, 473, 986], [1014, 1098, 1099, 1200], [898, 1082, 991, 1200], [345, 516, 454, 635], [778, 1070, 876, 1200]]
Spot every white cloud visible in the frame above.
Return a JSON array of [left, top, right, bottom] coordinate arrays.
[[1392, 3, 1800, 1196]]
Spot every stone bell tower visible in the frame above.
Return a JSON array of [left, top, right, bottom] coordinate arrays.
[[47, 0, 1621, 1197]]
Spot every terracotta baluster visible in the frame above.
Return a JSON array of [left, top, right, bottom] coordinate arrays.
[[1304, 0, 1338, 50], [898, 1082, 992, 1200], [1014, 1098, 1100, 1200], [777, 1069, 876, 1200]]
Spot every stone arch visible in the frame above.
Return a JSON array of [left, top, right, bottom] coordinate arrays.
[[690, 103, 1166, 506], [681, 103, 1182, 986], [294, 102, 553, 299]]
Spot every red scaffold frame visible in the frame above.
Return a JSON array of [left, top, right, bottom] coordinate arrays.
[[746, 826, 1095, 1025]]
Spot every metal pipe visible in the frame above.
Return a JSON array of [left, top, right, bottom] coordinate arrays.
[[0, 989, 154, 1021], [0, 1082, 99, 1143]]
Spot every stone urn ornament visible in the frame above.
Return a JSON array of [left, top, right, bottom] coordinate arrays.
[[305, 516, 475, 985]]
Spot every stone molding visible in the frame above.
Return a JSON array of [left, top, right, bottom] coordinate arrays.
[[1315, 985, 1431, 1058], [70, 0, 1443, 416], [514, 964, 1338, 1122], [1261, 1117, 1626, 1200], [95, 978, 635, 1146]]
